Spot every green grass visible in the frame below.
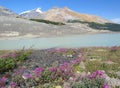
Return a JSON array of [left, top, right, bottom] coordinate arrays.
[[85, 60, 120, 77], [79, 46, 120, 78]]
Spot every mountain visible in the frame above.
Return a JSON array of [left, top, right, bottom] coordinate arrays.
[[20, 8, 43, 19], [0, 6, 97, 38], [43, 7, 111, 23], [0, 6, 17, 17], [0, 6, 120, 38], [20, 7, 111, 24]]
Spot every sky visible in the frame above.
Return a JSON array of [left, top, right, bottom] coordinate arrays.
[[0, 0, 120, 23]]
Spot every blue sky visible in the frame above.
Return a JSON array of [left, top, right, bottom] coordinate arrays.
[[0, 0, 120, 22]]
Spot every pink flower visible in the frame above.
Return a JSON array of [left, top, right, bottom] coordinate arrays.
[[97, 70, 104, 75], [89, 70, 105, 79], [26, 74, 33, 79], [89, 72, 97, 79], [70, 58, 82, 65], [35, 67, 44, 77], [0, 77, 7, 82], [0, 77, 7, 87], [59, 48, 67, 52], [63, 62, 69, 67], [22, 73, 33, 79], [10, 82, 17, 88], [103, 84, 110, 88], [11, 53, 18, 58], [1, 53, 10, 59], [49, 67, 57, 72]]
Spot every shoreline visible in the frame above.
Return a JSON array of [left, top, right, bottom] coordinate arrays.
[[0, 31, 118, 40]]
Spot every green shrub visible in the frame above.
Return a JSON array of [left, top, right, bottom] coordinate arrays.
[[30, 19, 65, 25], [72, 78, 105, 88], [67, 20, 120, 31], [43, 83, 55, 88], [0, 50, 31, 73], [0, 58, 15, 72]]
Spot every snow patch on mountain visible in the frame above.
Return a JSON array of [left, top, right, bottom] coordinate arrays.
[[19, 8, 43, 19], [36, 8, 43, 13]]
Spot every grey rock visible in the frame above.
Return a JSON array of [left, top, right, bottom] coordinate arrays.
[[0, 6, 17, 17]]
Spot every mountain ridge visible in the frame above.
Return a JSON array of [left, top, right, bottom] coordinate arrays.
[[20, 7, 111, 24], [0, 6, 120, 38], [0, 6, 18, 17], [20, 8, 43, 19]]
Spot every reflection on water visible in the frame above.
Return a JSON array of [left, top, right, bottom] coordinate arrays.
[[0, 33, 120, 50]]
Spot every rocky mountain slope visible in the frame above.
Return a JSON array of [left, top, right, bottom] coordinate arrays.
[[0, 16, 98, 38], [0, 6, 119, 38], [0, 6, 17, 17], [20, 7, 111, 23], [43, 7, 111, 23]]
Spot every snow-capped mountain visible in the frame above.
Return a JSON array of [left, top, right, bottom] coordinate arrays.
[[20, 7, 111, 23], [0, 5, 119, 38], [20, 8, 43, 19]]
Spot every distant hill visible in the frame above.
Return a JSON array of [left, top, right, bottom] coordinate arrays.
[[0, 6, 18, 17]]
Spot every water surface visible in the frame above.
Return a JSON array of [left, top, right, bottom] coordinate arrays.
[[0, 33, 120, 50]]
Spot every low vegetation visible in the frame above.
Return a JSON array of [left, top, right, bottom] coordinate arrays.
[[0, 46, 120, 88], [0, 49, 31, 73], [67, 20, 120, 31], [30, 19, 65, 25]]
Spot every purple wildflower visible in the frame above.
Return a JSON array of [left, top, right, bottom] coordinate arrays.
[[11, 53, 18, 58], [22, 73, 33, 79], [89, 72, 97, 79], [10, 82, 17, 88], [0, 77, 7, 87], [49, 67, 57, 72], [59, 48, 67, 52], [89, 70, 105, 79], [59, 64, 65, 71], [70, 58, 82, 65], [64, 62, 69, 67], [20, 68, 26, 74], [35, 67, 44, 77], [103, 84, 110, 88], [110, 46, 117, 52], [1, 53, 10, 59], [26, 74, 33, 79]]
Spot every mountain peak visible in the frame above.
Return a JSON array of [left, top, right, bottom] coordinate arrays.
[[20, 8, 43, 19], [35, 8, 43, 13], [63, 6, 70, 10]]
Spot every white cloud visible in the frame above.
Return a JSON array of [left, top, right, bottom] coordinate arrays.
[[111, 18, 120, 24]]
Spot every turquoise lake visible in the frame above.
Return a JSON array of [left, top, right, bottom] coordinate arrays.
[[0, 33, 120, 50]]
